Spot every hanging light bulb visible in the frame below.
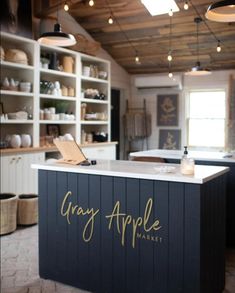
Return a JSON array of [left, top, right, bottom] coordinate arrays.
[[64, 1, 69, 11], [108, 16, 114, 24], [167, 52, 173, 61], [169, 9, 173, 16], [89, 0, 94, 7], [184, 1, 189, 10], [217, 40, 221, 52], [168, 71, 173, 78], [135, 55, 140, 63]]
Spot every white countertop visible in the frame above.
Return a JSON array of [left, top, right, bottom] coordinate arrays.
[[32, 159, 229, 184], [130, 149, 235, 164]]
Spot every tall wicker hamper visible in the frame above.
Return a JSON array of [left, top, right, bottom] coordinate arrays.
[[17, 194, 38, 225], [0, 193, 18, 235]]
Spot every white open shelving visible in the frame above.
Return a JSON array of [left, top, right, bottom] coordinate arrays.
[[1, 32, 111, 149]]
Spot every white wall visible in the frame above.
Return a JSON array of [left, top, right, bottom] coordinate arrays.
[[130, 70, 235, 152]]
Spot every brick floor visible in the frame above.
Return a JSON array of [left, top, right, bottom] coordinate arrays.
[[1, 225, 235, 293]]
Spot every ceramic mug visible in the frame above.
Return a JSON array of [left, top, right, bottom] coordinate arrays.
[[10, 135, 21, 148], [21, 134, 31, 148]]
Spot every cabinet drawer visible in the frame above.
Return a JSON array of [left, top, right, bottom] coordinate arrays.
[[82, 145, 116, 160]]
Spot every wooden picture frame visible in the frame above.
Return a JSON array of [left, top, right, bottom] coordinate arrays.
[[159, 129, 181, 150], [47, 124, 60, 138], [157, 94, 178, 126]]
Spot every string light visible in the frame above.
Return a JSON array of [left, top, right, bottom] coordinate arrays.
[[64, 1, 69, 11], [217, 40, 221, 52], [168, 71, 173, 78], [167, 52, 172, 61], [108, 16, 114, 24], [167, 13, 173, 62], [169, 9, 173, 16], [184, 1, 189, 10], [89, 0, 94, 7], [135, 53, 140, 63]]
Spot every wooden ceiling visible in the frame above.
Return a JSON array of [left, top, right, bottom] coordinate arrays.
[[68, 0, 235, 74]]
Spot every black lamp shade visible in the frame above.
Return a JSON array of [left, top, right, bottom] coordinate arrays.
[[205, 0, 235, 22], [38, 23, 76, 47]]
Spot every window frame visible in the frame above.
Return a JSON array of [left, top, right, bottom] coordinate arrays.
[[186, 89, 228, 151]]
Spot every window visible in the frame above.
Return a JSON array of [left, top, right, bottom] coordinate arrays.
[[187, 90, 226, 149]]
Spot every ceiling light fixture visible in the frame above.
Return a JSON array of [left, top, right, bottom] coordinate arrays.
[[38, 5, 76, 47], [184, 1, 189, 10], [217, 40, 222, 52], [168, 71, 173, 78], [205, 0, 235, 22], [141, 0, 179, 16], [89, 0, 95, 7], [64, 1, 69, 11], [169, 9, 173, 16], [167, 13, 173, 62], [135, 52, 140, 64], [108, 15, 114, 24], [185, 17, 211, 76]]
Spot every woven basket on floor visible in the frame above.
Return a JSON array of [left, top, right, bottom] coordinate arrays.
[[17, 194, 38, 225], [0, 193, 18, 235]]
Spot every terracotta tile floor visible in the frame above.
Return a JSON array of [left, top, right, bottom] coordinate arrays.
[[1, 225, 235, 293]]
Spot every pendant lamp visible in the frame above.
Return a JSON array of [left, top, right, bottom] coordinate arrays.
[[185, 17, 211, 76], [38, 6, 76, 47], [205, 0, 235, 22]]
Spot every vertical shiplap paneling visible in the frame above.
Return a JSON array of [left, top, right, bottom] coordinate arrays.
[[113, 177, 126, 293], [77, 174, 89, 289], [67, 173, 79, 286], [47, 171, 57, 279], [168, 182, 184, 292], [89, 175, 101, 292], [126, 178, 140, 293], [101, 176, 113, 293], [139, 179, 154, 293], [56, 172, 68, 278], [38, 170, 48, 278], [153, 181, 169, 293], [184, 183, 200, 293]]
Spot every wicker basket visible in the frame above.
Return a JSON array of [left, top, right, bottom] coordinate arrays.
[[0, 193, 18, 235], [17, 194, 38, 225]]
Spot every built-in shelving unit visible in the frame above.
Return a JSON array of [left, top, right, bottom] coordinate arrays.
[[1, 32, 112, 150]]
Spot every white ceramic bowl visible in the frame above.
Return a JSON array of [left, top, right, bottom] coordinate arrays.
[[20, 82, 31, 92]]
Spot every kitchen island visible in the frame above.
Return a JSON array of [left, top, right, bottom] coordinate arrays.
[[130, 149, 235, 246], [32, 160, 229, 293]]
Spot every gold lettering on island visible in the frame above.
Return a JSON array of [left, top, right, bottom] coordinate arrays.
[[61, 191, 99, 242], [106, 198, 161, 248]]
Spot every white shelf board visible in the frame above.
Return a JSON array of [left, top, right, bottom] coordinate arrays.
[[1, 120, 34, 124], [1, 60, 34, 70], [40, 68, 76, 78], [80, 120, 109, 125], [81, 76, 108, 84], [40, 94, 76, 101], [39, 120, 76, 124], [0, 90, 34, 97], [80, 98, 108, 104]]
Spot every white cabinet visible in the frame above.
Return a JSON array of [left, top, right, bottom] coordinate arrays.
[[0, 152, 45, 194]]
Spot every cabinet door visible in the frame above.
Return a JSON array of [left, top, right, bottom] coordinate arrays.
[[0, 153, 45, 195], [82, 145, 116, 160], [20, 153, 45, 194], [0, 155, 17, 193]]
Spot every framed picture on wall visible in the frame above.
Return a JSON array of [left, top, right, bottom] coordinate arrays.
[[159, 129, 181, 150], [157, 94, 178, 126]]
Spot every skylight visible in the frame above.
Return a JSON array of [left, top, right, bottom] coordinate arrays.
[[141, 0, 180, 16]]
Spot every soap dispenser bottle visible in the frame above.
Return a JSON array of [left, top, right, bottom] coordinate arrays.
[[180, 146, 195, 175]]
